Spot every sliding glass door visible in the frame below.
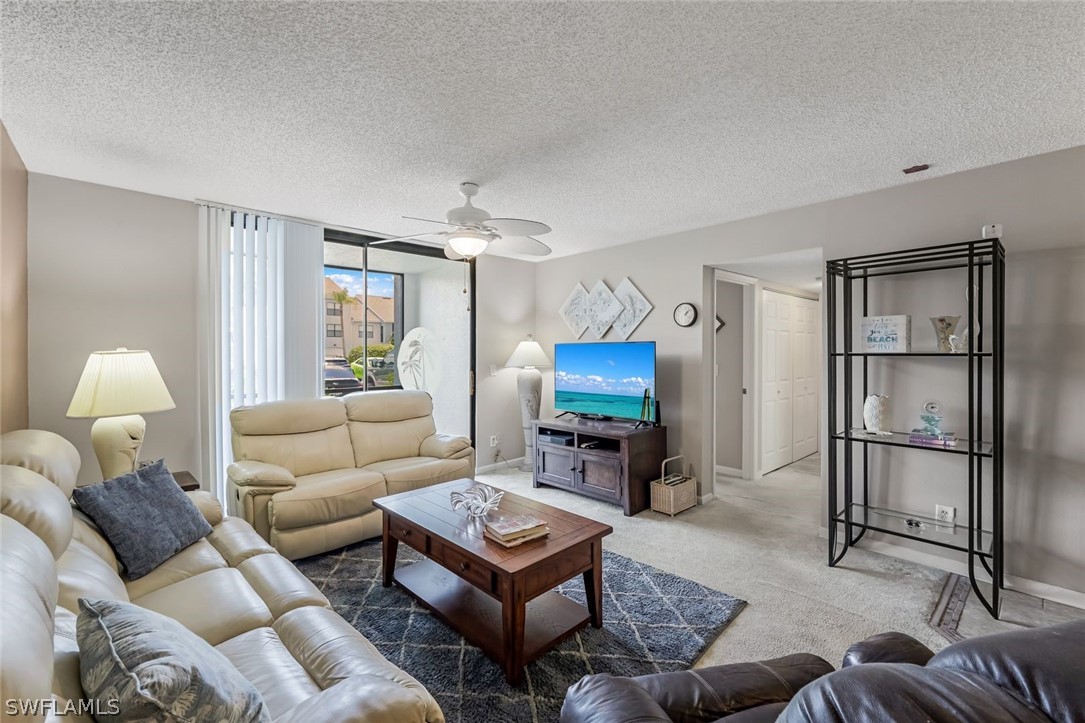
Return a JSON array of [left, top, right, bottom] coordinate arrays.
[[323, 232, 475, 439]]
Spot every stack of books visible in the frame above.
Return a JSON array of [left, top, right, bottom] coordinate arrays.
[[484, 514, 549, 548], [908, 432, 958, 448]]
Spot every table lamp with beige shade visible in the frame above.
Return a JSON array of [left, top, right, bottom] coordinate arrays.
[[505, 335, 552, 472], [66, 348, 176, 479]]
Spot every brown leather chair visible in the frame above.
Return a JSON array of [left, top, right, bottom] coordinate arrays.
[[561, 621, 1085, 722], [560, 653, 833, 722]]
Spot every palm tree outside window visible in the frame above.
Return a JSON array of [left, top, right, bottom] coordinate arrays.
[[329, 290, 355, 351]]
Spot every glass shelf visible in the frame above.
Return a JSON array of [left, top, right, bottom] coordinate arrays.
[[833, 504, 993, 556], [832, 429, 994, 457], [830, 351, 992, 357]]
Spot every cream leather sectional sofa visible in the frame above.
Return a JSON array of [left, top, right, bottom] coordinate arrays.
[[0, 430, 444, 722], [228, 390, 475, 560]]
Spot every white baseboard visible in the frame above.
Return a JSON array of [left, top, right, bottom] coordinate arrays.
[[817, 527, 1085, 611], [698, 492, 716, 504], [714, 465, 743, 478], [475, 457, 525, 475]]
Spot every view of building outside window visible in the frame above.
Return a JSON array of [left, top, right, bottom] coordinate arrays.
[[323, 266, 401, 391]]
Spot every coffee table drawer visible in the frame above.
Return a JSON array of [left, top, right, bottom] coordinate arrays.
[[522, 544, 592, 600], [390, 516, 430, 555], [434, 541, 498, 595]]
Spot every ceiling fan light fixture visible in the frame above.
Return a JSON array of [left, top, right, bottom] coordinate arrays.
[[447, 231, 490, 259], [376, 183, 552, 257]]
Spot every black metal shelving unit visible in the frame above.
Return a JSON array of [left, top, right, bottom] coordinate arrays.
[[826, 239, 1005, 618]]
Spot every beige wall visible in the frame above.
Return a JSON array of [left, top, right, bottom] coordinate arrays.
[[27, 174, 200, 486], [1, 123, 29, 432], [24, 173, 535, 481], [535, 146, 1085, 594], [475, 254, 537, 465], [714, 280, 743, 470]]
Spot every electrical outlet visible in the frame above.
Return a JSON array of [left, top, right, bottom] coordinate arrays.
[[492, 448, 501, 463], [489, 435, 498, 448], [981, 223, 1002, 239], [935, 505, 956, 524]]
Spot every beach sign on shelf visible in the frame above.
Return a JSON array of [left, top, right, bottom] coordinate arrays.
[[861, 315, 911, 352]]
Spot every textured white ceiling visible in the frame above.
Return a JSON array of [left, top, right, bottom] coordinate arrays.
[[3, 2, 1083, 260], [717, 248, 824, 294]]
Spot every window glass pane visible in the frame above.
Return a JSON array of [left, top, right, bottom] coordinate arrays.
[[368, 246, 471, 437], [323, 261, 402, 393], [322, 240, 471, 438]]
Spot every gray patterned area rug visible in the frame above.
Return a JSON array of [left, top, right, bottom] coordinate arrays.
[[295, 540, 746, 723]]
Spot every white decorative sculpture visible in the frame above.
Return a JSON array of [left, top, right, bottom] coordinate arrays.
[[950, 286, 980, 353], [450, 483, 504, 518], [506, 336, 552, 472], [863, 394, 891, 436]]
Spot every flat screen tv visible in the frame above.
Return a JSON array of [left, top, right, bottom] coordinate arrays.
[[554, 341, 656, 421]]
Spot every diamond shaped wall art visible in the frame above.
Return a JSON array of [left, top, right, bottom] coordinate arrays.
[[558, 282, 591, 338], [559, 279, 654, 340], [584, 281, 625, 339], [612, 277, 653, 340]]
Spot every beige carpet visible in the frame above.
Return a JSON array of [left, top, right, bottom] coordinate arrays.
[[478, 454, 953, 667]]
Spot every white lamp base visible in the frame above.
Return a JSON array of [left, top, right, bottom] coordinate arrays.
[[516, 367, 542, 473], [90, 414, 147, 479]]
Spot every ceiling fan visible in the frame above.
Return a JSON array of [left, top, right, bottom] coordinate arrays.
[[373, 182, 552, 260]]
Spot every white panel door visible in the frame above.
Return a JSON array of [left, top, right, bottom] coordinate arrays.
[[792, 297, 820, 460], [761, 290, 794, 473]]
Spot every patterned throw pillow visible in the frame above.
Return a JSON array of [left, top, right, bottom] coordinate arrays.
[[71, 459, 212, 579], [77, 598, 270, 723]]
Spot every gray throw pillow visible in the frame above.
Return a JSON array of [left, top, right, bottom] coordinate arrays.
[[77, 598, 270, 723], [71, 459, 212, 579]]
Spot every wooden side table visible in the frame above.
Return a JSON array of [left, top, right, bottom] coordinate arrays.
[[172, 471, 200, 491]]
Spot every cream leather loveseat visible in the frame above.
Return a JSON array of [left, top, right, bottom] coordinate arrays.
[[0, 430, 443, 722], [228, 390, 474, 560]]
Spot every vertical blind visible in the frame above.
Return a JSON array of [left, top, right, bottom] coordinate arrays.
[[198, 204, 323, 504], [229, 212, 285, 408]]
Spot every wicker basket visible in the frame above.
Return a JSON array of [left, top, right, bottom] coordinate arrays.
[[650, 455, 698, 517]]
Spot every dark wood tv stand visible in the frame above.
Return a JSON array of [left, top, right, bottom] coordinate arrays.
[[532, 417, 667, 516]]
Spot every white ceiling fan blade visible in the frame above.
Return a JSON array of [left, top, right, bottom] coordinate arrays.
[[370, 231, 444, 245], [484, 218, 551, 237], [443, 244, 466, 260], [490, 235, 552, 256], [403, 215, 459, 227]]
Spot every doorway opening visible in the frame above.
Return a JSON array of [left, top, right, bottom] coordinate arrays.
[[709, 249, 823, 485]]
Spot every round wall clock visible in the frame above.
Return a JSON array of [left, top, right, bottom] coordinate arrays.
[[673, 302, 698, 327]]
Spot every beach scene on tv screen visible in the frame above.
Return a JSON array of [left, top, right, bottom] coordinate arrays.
[[555, 343, 655, 420]]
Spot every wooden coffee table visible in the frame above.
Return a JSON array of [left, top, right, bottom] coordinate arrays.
[[374, 479, 613, 685]]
